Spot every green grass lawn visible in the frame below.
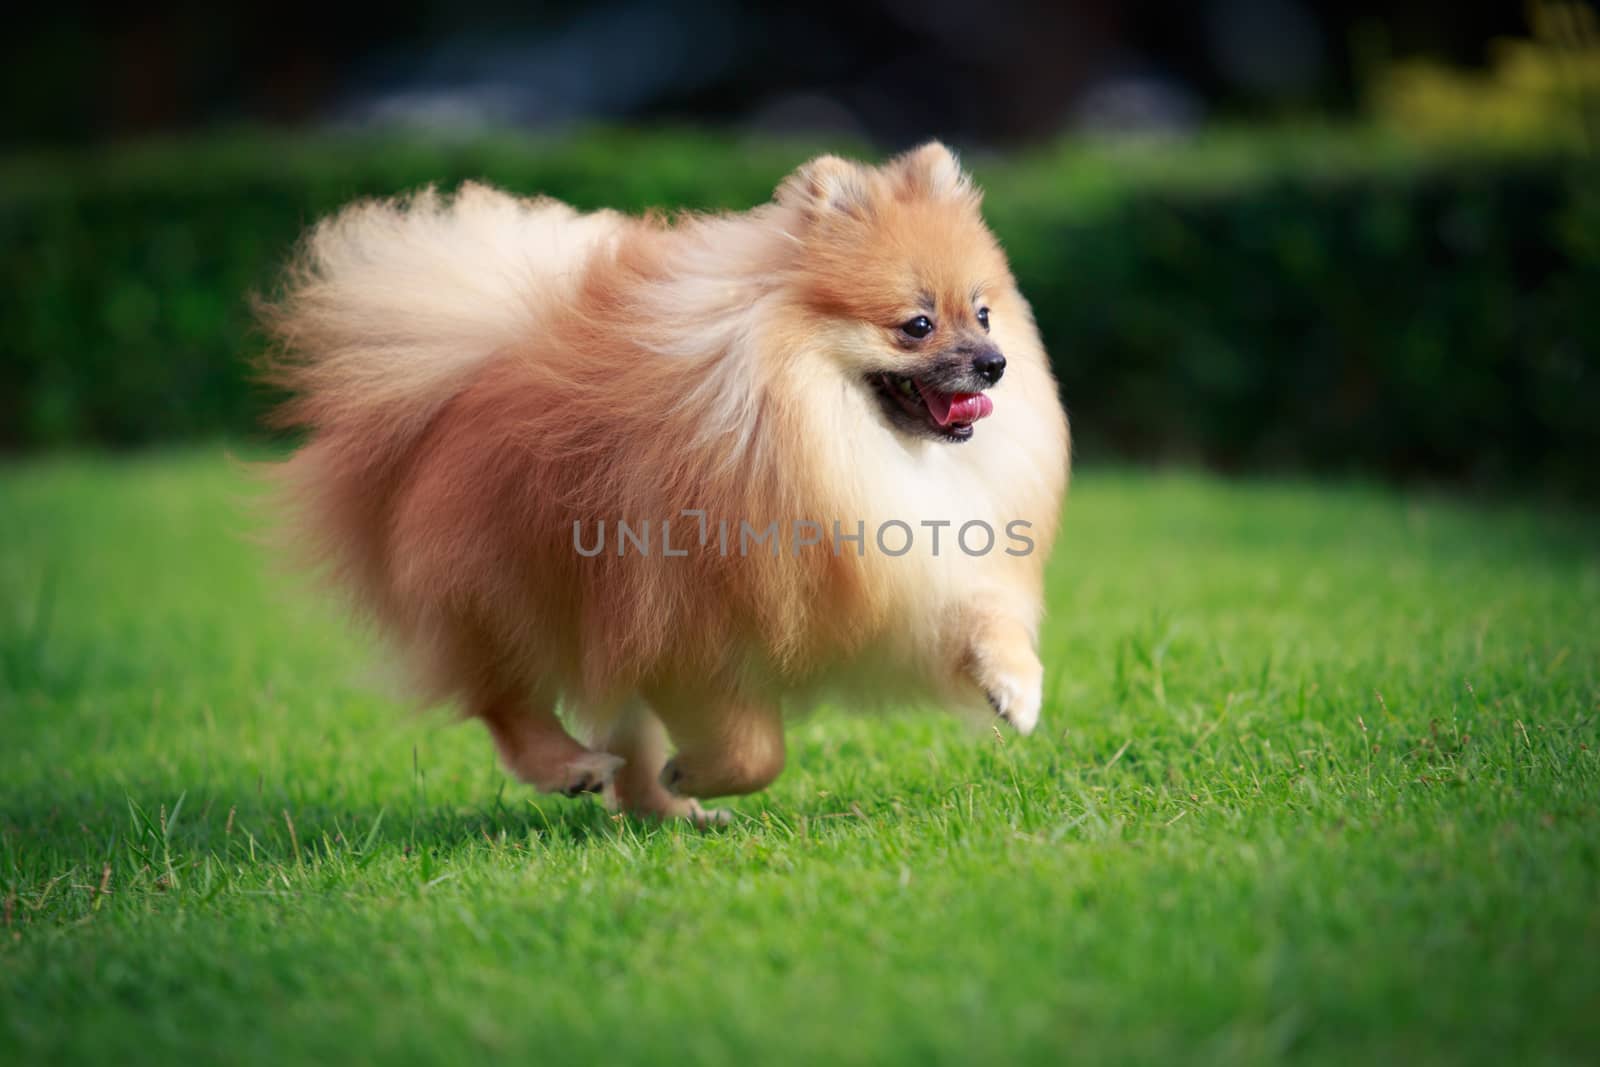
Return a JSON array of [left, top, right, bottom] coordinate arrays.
[[2, 448, 1597, 1066]]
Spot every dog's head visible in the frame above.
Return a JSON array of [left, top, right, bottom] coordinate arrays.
[[776, 143, 1020, 444]]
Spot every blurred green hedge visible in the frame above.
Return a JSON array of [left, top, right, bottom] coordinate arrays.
[[1, 128, 1595, 493]]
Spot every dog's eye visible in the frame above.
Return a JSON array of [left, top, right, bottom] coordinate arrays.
[[977, 307, 990, 331], [900, 315, 935, 339]]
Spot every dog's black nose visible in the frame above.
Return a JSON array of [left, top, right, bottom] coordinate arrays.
[[972, 349, 1006, 385]]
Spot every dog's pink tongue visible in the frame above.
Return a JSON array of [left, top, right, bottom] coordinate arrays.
[[917, 382, 995, 427]]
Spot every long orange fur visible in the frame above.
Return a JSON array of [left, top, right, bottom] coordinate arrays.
[[262, 143, 1070, 821]]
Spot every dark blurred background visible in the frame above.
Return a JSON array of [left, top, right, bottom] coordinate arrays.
[[0, 1, 1544, 146], [2, 1, 1597, 495]]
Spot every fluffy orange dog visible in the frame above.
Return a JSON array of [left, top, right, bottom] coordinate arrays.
[[264, 143, 1069, 822]]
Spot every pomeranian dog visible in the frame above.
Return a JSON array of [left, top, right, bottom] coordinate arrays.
[[263, 142, 1069, 822]]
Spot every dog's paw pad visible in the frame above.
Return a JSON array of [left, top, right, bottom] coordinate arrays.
[[553, 752, 624, 797]]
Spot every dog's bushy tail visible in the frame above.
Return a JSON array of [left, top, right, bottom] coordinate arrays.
[[261, 181, 617, 443], [257, 183, 619, 610]]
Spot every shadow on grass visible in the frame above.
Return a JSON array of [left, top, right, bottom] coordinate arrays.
[[0, 770, 849, 887], [0, 779, 666, 878]]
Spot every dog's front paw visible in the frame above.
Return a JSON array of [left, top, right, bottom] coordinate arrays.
[[978, 655, 1043, 736]]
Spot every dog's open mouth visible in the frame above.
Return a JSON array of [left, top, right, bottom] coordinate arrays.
[[871, 372, 995, 442]]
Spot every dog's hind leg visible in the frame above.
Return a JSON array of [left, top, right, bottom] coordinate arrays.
[[585, 698, 731, 825], [649, 687, 786, 802], [478, 692, 622, 798]]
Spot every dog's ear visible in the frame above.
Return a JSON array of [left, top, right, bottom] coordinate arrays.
[[776, 155, 873, 220], [888, 141, 977, 203]]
